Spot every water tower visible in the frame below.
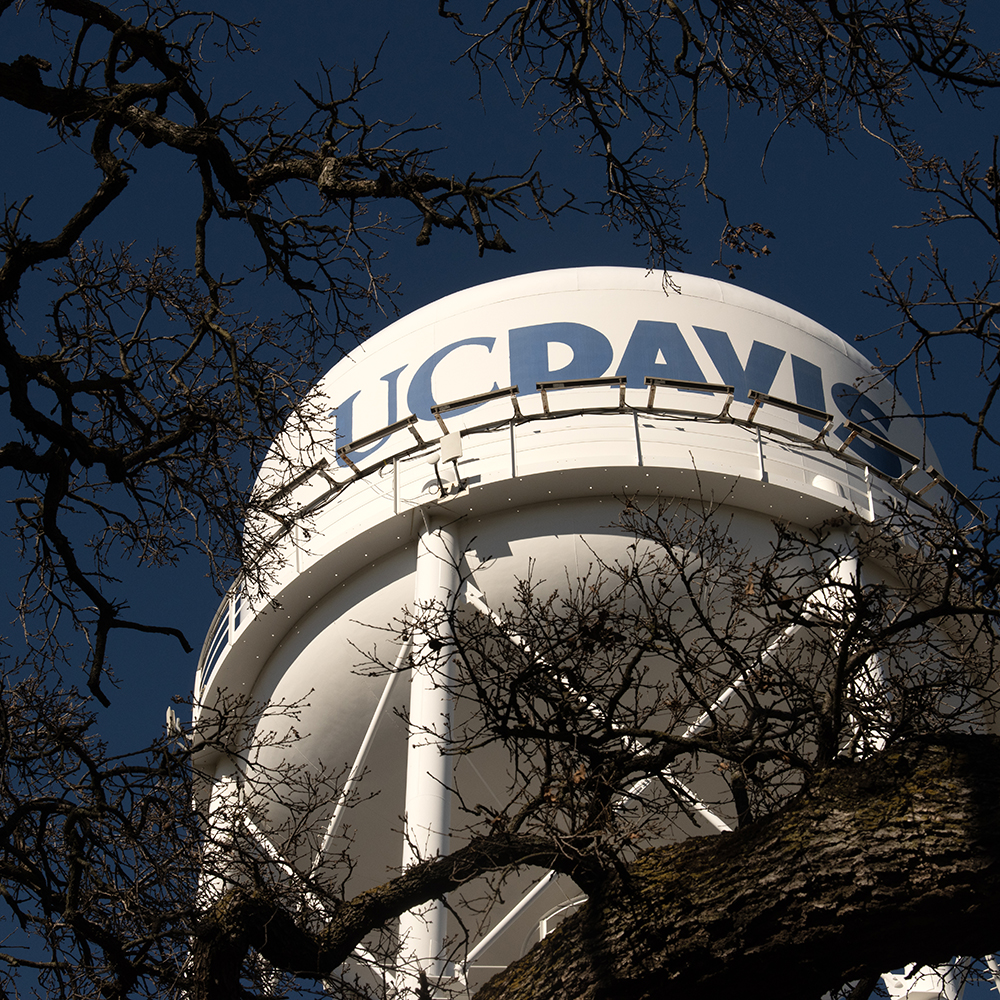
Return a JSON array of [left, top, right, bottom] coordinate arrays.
[[194, 267, 982, 998]]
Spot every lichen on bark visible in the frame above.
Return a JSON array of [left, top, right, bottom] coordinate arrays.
[[473, 735, 1000, 1000]]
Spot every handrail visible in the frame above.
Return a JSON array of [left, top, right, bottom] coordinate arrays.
[[537, 376, 627, 413], [257, 458, 337, 512], [338, 415, 425, 472], [747, 389, 833, 443], [324, 384, 980, 534], [430, 385, 521, 433], [837, 419, 921, 465], [916, 467, 983, 520], [645, 377, 734, 419], [195, 380, 982, 697]]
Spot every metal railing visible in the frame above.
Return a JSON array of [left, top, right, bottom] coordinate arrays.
[[195, 377, 983, 698]]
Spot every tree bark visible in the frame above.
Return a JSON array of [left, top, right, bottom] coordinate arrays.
[[474, 734, 1000, 1000], [188, 832, 605, 999]]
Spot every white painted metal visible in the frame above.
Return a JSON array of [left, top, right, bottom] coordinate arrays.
[[465, 579, 737, 838], [884, 961, 972, 1000], [464, 872, 558, 965], [399, 514, 462, 979], [198, 758, 239, 906], [310, 636, 414, 876], [986, 955, 1000, 993], [192, 268, 978, 999]]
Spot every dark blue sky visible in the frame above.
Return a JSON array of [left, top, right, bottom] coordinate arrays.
[[4, 0, 997, 756], [2, 5, 1000, 991], [3, 0, 996, 754]]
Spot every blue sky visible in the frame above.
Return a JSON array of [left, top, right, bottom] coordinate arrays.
[[2, 2, 999, 995]]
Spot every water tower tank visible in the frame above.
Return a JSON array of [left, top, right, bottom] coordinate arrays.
[[194, 267, 977, 997]]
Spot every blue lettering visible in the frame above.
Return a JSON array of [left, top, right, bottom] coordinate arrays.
[[332, 365, 406, 468], [407, 337, 499, 420], [329, 328, 903, 480], [615, 321, 707, 389], [695, 327, 784, 404], [509, 323, 614, 393], [832, 383, 903, 478], [791, 355, 826, 431]]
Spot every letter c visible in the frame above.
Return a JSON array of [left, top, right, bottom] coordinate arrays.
[[407, 337, 499, 420]]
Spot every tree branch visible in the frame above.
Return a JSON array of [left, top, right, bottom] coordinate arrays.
[[475, 735, 1000, 1000]]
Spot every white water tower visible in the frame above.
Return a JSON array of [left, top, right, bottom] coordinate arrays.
[[194, 267, 981, 998]]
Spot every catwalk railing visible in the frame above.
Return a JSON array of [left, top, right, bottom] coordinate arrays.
[[195, 376, 981, 700]]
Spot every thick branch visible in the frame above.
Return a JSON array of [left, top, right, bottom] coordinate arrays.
[[474, 735, 1000, 1000], [191, 831, 604, 998]]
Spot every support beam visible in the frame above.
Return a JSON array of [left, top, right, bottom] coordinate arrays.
[[399, 512, 462, 980]]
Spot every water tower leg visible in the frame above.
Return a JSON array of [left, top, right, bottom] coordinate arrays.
[[399, 513, 461, 984], [199, 756, 239, 905]]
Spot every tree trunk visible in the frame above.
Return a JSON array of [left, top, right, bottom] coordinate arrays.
[[474, 734, 1000, 1000]]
